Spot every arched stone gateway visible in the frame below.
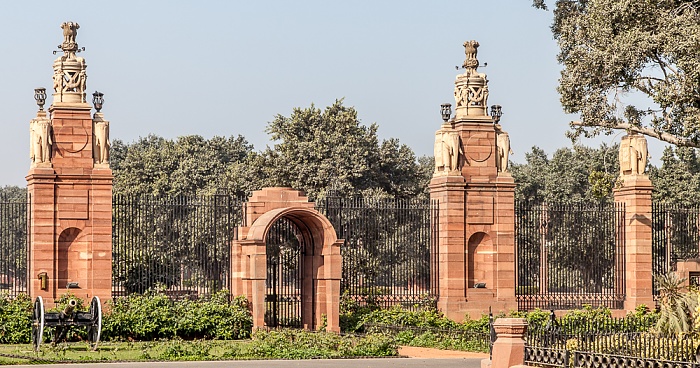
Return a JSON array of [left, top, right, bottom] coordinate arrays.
[[231, 188, 343, 332]]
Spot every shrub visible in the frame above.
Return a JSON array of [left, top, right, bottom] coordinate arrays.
[[248, 329, 397, 359], [102, 289, 252, 341], [0, 293, 31, 344]]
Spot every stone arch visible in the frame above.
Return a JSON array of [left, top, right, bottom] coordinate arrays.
[[57, 227, 87, 290], [231, 188, 343, 332], [467, 231, 493, 289]]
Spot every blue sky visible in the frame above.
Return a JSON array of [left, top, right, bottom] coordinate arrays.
[[0, 0, 668, 186]]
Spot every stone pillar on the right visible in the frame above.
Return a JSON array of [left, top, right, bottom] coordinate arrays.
[[614, 133, 655, 311]]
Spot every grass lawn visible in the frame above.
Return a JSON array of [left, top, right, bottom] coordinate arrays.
[[0, 331, 398, 364], [0, 340, 249, 364]]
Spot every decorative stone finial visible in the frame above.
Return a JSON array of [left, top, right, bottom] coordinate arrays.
[[462, 40, 480, 75], [53, 21, 88, 104], [60, 22, 80, 54], [454, 40, 489, 119]]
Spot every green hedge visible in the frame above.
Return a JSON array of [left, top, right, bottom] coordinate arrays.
[[102, 290, 252, 341], [0, 290, 253, 343]]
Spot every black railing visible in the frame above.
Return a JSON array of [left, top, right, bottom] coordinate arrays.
[[515, 201, 626, 310], [652, 203, 700, 297], [112, 193, 244, 299], [526, 312, 696, 366], [318, 196, 439, 309], [0, 194, 29, 298]]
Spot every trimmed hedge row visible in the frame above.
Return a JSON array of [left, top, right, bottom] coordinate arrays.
[[0, 290, 252, 344]]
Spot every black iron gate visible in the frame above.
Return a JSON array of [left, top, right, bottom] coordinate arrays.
[[652, 203, 700, 297], [0, 194, 29, 298], [112, 193, 243, 299], [515, 201, 626, 310], [265, 217, 305, 328], [317, 195, 439, 309]]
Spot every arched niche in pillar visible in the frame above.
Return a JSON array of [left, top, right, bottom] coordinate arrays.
[[57, 227, 86, 290], [467, 232, 493, 289]]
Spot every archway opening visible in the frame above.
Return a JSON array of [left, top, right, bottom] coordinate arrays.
[[264, 216, 309, 328]]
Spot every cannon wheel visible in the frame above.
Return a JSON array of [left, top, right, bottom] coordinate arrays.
[[87, 296, 101, 350], [32, 296, 45, 352]]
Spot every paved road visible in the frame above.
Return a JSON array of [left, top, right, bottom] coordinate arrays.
[[8, 357, 485, 368]]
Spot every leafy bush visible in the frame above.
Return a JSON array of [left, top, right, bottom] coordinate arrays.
[[0, 293, 31, 344], [102, 289, 252, 341], [248, 329, 397, 358]]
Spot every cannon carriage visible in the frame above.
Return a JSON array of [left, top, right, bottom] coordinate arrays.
[[31, 296, 102, 351]]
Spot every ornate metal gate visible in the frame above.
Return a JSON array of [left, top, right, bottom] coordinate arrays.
[[265, 217, 305, 328]]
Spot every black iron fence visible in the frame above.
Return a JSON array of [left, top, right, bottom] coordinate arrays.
[[318, 195, 439, 309], [526, 312, 697, 367], [112, 193, 244, 299], [652, 203, 700, 297], [515, 201, 626, 311], [0, 195, 29, 298]]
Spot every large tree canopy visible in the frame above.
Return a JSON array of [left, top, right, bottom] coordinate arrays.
[[511, 144, 619, 202], [263, 99, 428, 200], [543, 0, 700, 147], [109, 100, 430, 200]]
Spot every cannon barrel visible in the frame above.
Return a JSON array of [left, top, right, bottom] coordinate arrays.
[[61, 299, 77, 317]]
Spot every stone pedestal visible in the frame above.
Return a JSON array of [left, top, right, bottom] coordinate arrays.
[[483, 318, 528, 368], [231, 187, 342, 332], [613, 175, 654, 311], [27, 103, 113, 305]]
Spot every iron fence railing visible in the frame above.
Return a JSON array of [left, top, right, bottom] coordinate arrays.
[[652, 202, 700, 297], [112, 193, 245, 299], [526, 311, 696, 367], [0, 194, 29, 298], [317, 195, 439, 309], [515, 201, 625, 310]]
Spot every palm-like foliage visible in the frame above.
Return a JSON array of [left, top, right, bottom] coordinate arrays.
[[655, 273, 698, 335]]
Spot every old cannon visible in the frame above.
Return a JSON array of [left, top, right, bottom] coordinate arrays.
[[31, 296, 102, 351]]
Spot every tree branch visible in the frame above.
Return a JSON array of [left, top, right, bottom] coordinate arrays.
[[571, 120, 698, 148]]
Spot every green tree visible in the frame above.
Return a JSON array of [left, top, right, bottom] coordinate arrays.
[[540, 0, 700, 147], [264, 99, 424, 200], [511, 144, 619, 202], [111, 134, 255, 196], [649, 146, 700, 205]]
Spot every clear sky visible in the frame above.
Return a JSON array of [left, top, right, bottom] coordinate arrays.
[[0, 0, 668, 187]]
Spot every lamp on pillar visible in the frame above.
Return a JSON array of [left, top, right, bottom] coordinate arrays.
[[441, 103, 452, 123], [34, 88, 47, 111], [92, 91, 104, 112], [490, 104, 502, 124]]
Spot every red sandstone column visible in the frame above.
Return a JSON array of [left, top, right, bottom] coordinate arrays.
[[430, 175, 467, 319], [614, 175, 654, 311]]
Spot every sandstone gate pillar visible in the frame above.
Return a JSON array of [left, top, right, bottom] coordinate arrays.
[[231, 188, 343, 332], [614, 133, 654, 310], [430, 41, 516, 320], [26, 22, 113, 305]]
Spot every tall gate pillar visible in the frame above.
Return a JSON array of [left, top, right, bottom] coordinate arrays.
[[26, 22, 113, 305], [614, 133, 654, 310], [430, 41, 516, 320]]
